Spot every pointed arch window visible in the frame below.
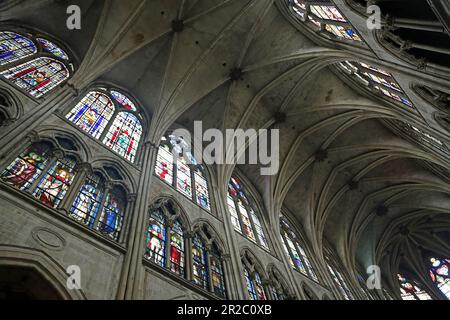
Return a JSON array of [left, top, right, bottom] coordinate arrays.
[[1, 57, 69, 98], [103, 112, 142, 163], [69, 174, 126, 241], [32, 156, 77, 208], [1, 141, 128, 242], [0, 31, 37, 65], [393, 121, 449, 155], [1, 141, 79, 208], [227, 177, 269, 250], [192, 233, 209, 290], [289, 0, 362, 42], [66, 91, 115, 139], [244, 268, 267, 301], [155, 134, 211, 211], [210, 244, 227, 298], [326, 263, 353, 300], [270, 284, 288, 300], [0, 31, 72, 98], [398, 273, 432, 300], [429, 258, 450, 299], [280, 217, 318, 281], [191, 226, 228, 298], [70, 172, 105, 227], [97, 186, 126, 241], [144, 201, 187, 278], [325, 253, 354, 300], [66, 88, 143, 163], [169, 219, 185, 276], [1, 141, 53, 191], [146, 208, 167, 268], [337, 61, 413, 107], [242, 252, 269, 300], [36, 38, 69, 61], [268, 270, 291, 300]]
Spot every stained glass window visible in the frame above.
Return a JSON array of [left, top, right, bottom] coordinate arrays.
[[145, 208, 167, 267], [290, 1, 362, 42], [327, 263, 351, 300], [227, 193, 241, 232], [398, 273, 432, 300], [96, 186, 125, 241], [103, 112, 142, 163], [394, 121, 449, 155], [227, 176, 269, 250], [145, 202, 187, 278], [170, 220, 185, 276], [155, 134, 211, 211], [70, 173, 104, 227], [111, 90, 137, 112], [194, 168, 210, 210], [210, 244, 226, 298], [66, 88, 143, 162], [238, 200, 256, 242], [176, 155, 192, 198], [37, 38, 69, 61], [324, 254, 355, 301], [0, 31, 37, 65], [244, 269, 267, 301], [155, 144, 174, 185], [285, 234, 306, 273], [268, 269, 290, 300], [251, 209, 268, 248], [337, 61, 413, 107], [192, 234, 209, 290], [270, 282, 289, 300], [66, 91, 115, 139], [245, 268, 257, 300], [1, 142, 53, 190], [0, 57, 69, 98], [32, 156, 77, 208], [280, 217, 318, 281], [429, 258, 450, 299]]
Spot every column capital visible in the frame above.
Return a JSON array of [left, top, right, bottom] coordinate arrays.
[[27, 130, 41, 144], [183, 230, 195, 239], [127, 193, 137, 203], [221, 253, 231, 261], [144, 141, 159, 150], [51, 149, 65, 159], [104, 180, 115, 191], [65, 82, 80, 98], [74, 162, 92, 175]]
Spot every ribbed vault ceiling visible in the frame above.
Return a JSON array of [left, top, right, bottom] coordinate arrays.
[[4, 0, 450, 291]]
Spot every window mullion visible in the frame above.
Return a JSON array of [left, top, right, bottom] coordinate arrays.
[[246, 204, 260, 245], [27, 151, 60, 194], [165, 224, 172, 270], [282, 233, 298, 272], [190, 165, 196, 203], [172, 152, 178, 190], [206, 246, 214, 293], [58, 162, 90, 211], [92, 181, 113, 230], [99, 106, 118, 143], [293, 240, 309, 276], [234, 197, 245, 235]]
